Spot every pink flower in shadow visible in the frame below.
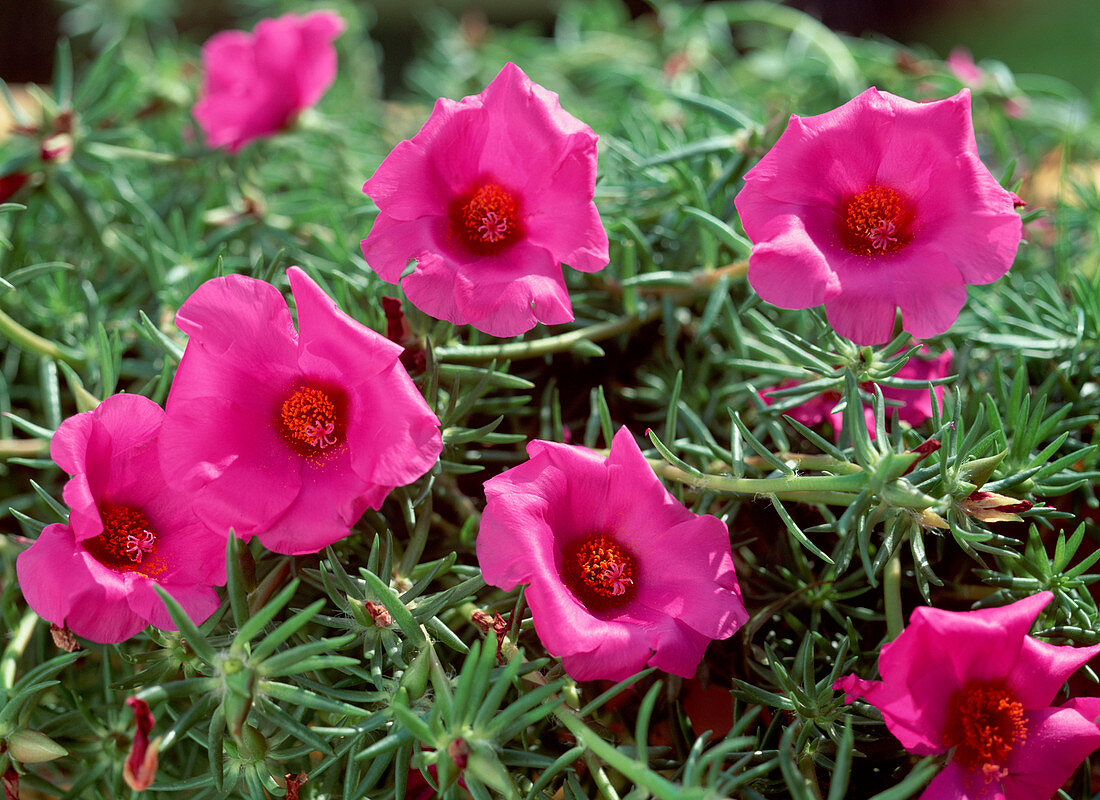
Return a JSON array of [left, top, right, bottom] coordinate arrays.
[[477, 427, 747, 681], [735, 88, 1022, 344], [16, 395, 224, 643], [835, 592, 1100, 799], [193, 11, 345, 152], [762, 347, 952, 440], [361, 62, 609, 337], [159, 267, 441, 555]]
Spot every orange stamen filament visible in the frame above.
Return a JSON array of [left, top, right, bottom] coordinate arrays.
[[840, 185, 911, 255], [280, 385, 341, 453], [98, 506, 157, 564]]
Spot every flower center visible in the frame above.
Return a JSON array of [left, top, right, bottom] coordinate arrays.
[[278, 384, 345, 457], [84, 504, 159, 574], [451, 183, 521, 255], [942, 682, 1028, 782], [839, 185, 914, 255], [561, 535, 637, 612]]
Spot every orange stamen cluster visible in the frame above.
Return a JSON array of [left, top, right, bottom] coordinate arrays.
[[279, 385, 342, 456], [562, 535, 636, 611], [839, 185, 913, 255], [943, 682, 1027, 781], [84, 504, 158, 573], [453, 184, 521, 255]]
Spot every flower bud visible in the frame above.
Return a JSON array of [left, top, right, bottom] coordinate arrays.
[[6, 729, 67, 763]]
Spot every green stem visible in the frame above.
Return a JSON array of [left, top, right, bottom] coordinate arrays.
[[0, 307, 86, 367], [1, 611, 38, 689], [884, 548, 904, 641], [435, 306, 661, 364], [653, 461, 867, 499]]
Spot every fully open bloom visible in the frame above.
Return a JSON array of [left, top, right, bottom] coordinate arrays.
[[835, 592, 1100, 799], [360, 62, 609, 337], [193, 11, 345, 152], [477, 427, 747, 681], [735, 88, 1022, 344], [762, 347, 952, 439], [159, 267, 442, 555], [16, 395, 224, 643]]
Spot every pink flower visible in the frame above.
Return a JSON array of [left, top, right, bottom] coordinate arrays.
[[159, 267, 442, 555], [193, 11, 345, 152], [762, 347, 952, 439], [735, 88, 1022, 345], [835, 592, 1100, 799], [476, 427, 747, 681], [947, 47, 985, 88], [360, 62, 609, 337], [15, 395, 224, 643]]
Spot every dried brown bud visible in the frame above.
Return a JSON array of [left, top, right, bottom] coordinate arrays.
[[50, 624, 80, 653], [285, 771, 309, 800], [365, 600, 393, 628]]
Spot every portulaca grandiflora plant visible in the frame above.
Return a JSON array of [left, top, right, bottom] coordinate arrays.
[[1, 1, 1099, 798]]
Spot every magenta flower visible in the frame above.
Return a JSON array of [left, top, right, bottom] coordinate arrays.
[[193, 11, 345, 152], [735, 88, 1022, 345], [15, 395, 223, 643], [835, 592, 1100, 799], [762, 347, 952, 440], [477, 427, 747, 681], [360, 62, 610, 337], [159, 267, 441, 555]]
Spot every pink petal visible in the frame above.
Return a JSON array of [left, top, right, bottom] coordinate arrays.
[[174, 273, 297, 361], [919, 761, 1001, 800], [289, 266, 403, 382], [407, 241, 572, 337], [1002, 700, 1100, 800], [160, 395, 301, 540], [363, 140, 451, 221], [739, 207, 839, 310], [360, 214, 449, 285], [17, 525, 147, 643], [823, 291, 899, 345], [125, 578, 221, 632], [344, 361, 442, 490], [521, 141, 608, 272], [1005, 638, 1100, 710]]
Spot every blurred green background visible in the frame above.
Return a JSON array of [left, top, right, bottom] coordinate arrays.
[[2, 0, 1098, 101]]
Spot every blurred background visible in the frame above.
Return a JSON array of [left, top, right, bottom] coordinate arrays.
[[2, 0, 1098, 99]]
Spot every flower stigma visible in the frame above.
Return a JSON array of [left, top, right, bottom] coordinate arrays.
[[279, 385, 344, 456], [452, 183, 521, 255], [562, 535, 637, 611], [942, 682, 1028, 782], [840, 185, 913, 255]]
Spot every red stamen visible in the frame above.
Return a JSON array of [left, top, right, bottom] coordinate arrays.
[[278, 384, 344, 457], [839, 185, 914, 255], [943, 682, 1027, 782], [451, 183, 522, 255], [562, 535, 637, 611]]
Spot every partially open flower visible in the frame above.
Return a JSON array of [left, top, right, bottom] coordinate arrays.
[[159, 267, 442, 554], [835, 592, 1100, 799], [193, 11, 345, 152], [736, 88, 1022, 344], [477, 427, 747, 681], [361, 62, 609, 337], [15, 394, 224, 643], [122, 697, 159, 791], [960, 490, 1033, 523]]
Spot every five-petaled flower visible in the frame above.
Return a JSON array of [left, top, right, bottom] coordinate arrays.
[[476, 427, 747, 681], [159, 267, 442, 555], [16, 394, 224, 643], [193, 11, 345, 152], [735, 87, 1022, 345], [835, 592, 1100, 799], [360, 62, 610, 337]]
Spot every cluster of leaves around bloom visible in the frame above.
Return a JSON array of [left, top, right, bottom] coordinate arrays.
[[1, 1, 1099, 799]]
